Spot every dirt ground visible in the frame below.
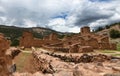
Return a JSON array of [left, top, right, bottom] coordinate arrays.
[[14, 52, 31, 72]]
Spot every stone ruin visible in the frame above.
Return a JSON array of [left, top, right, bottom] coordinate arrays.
[[0, 33, 21, 76], [20, 26, 117, 53], [20, 32, 61, 48], [24, 50, 120, 76]]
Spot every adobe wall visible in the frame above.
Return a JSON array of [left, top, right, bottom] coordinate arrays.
[[109, 43, 116, 50], [32, 39, 44, 47], [78, 46, 93, 53], [84, 37, 99, 49], [97, 36, 109, 43], [79, 26, 116, 50], [0, 34, 10, 76], [63, 37, 85, 48], [69, 44, 79, 53], [81, 26, 91, 35], [20, 31, 34, 48], [20, 26, 117, 51], [20, 32, 61, 48], [49, 33, 58, 40], [0, 34, 10, 52]]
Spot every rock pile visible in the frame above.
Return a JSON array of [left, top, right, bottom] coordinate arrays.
[[45, 53, 112, 63], [0, 33, 21, 76], [32, 52, 55, 73], [25, 51, 120, 76]]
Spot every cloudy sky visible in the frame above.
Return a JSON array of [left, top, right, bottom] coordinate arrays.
[[0, 0, 120, 33]]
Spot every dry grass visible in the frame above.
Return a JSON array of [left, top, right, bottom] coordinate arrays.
[[14, 52, 31, 72]]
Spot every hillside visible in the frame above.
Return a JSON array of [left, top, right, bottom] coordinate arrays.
[[0, 25, 66, 46], [97, 25, 120, 36], [96, 24, 120, 47]]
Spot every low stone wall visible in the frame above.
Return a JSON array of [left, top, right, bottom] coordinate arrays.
[[42, 45, 69, 52], [78, 46, 93, 53], [25, 51, 120, 76]]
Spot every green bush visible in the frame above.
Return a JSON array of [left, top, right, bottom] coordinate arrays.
[[105, 25, 110, 29], [11, 39, 19, 46], [95, 27, 104, 32], [110, 29, 120, 38]]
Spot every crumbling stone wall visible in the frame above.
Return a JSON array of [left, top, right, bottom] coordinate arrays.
[[20, 26, 117, 52], [78, 46, 93, 53], [97, 36, 109, 43], [80, 26, 116, 50], [20, 32, 60, 48], [0, 33, 10, 51], [109, 43, 117, 50], [0, 34, 21, 76], [49, 33, 58, 40], [82, 36, 99, 49], [20, 31, 34, 48], [81, 26, 91, 35], [69, 44, 79, 53]]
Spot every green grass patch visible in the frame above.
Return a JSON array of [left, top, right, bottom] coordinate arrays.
[[117, 43, 120, 51], [100, 49, 117, 53], [101, 51, 116, 53], [112, 54, 120, 56]]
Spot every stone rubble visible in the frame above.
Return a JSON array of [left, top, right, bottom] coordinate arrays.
[[16, 51, 120, 76]]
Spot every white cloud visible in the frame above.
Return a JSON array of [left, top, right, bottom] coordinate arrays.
[[24, 19, 37, 27], [48, 18, 67, 32], [0, 0, 120, 33]]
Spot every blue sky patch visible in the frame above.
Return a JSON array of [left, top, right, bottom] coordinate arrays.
[[90, 0, 111, 2], [52, 12, 68, 19]]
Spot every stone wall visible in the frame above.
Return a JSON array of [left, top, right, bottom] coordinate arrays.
[[81, 26, 91, 35], [0, 33, 10, 51], [20, 31, 34, 48], [49, 33, 58, 40], [20, 26, 117, 52], [78, 46, 93, 53], [0, 34, 21, 76], [20, 32, 60, 48]]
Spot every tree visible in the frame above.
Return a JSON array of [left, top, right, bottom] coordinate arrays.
[[105, 25, 110, 29], [110, 29, 120, 38], [95, 27, 104, 32]]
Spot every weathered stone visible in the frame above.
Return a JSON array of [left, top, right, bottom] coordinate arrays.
[[0, 34, 21, 76], [78, 46, 93, 53], [81, 26, 91, 35], [104, 73, 120, 76], [19, 26, 117, 52]]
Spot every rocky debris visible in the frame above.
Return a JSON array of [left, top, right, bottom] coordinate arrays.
[[0, 33, 21, 76], [104, 73, 120, 76], [6, 47, 21, 59], [22, 51, 120, 76], [44, 52, 113, 63], [31, 52, 55, 74], [13, 72, 53, 76]]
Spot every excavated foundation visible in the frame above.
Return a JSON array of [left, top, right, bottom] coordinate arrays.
[[19, 51, 120, 76]]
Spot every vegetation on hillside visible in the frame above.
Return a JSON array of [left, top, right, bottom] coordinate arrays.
[[110, 29, 120, 38], [0, 25, 65, 46], [94, 22, 120, 39], [95, 22, 120, 32]]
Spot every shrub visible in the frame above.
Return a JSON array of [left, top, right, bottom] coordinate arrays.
[[110, 29, 120, 38]]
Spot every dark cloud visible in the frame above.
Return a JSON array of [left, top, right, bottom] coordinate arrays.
[[0, 0, 120, 32], [74, 7, 114, 26]]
